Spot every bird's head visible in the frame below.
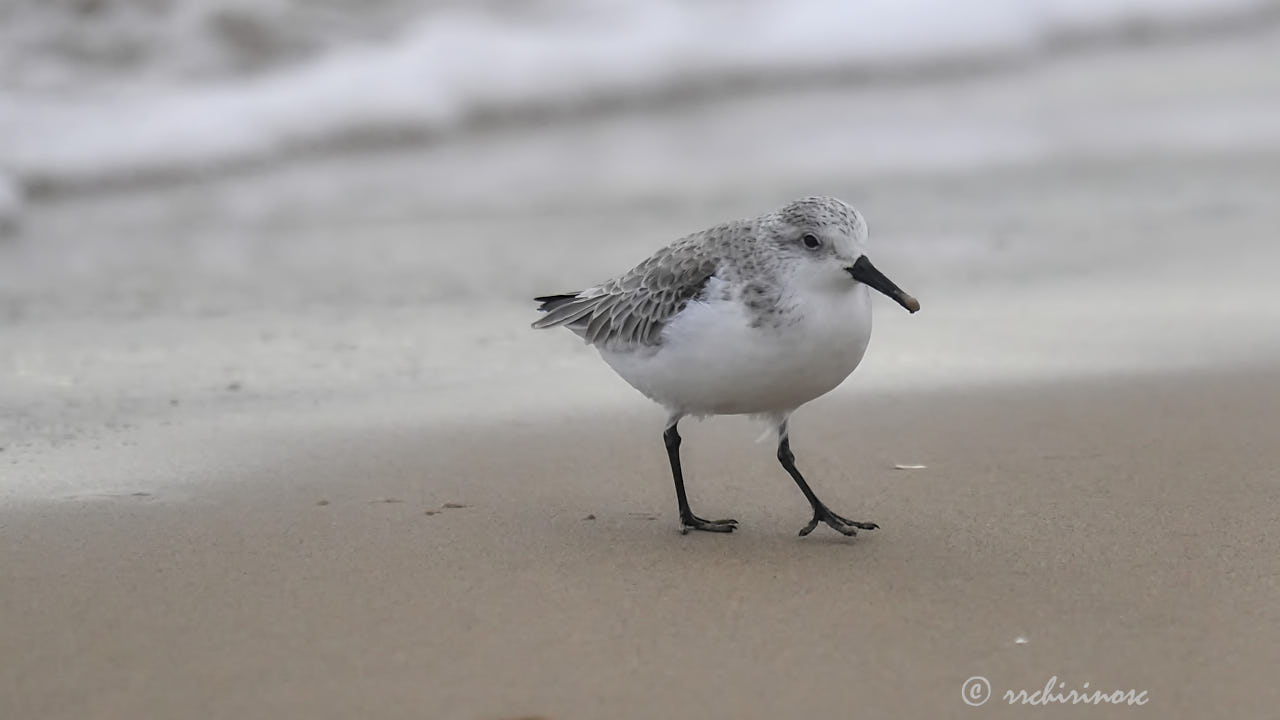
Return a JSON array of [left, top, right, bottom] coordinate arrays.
[[765, 195, 919, 313]]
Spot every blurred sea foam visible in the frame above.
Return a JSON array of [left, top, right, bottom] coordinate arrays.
[[3, 0, 1280, 196]]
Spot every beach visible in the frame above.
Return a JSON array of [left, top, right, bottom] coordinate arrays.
[[5, 9, 1280, 718], [5, 366, 1280, 718], [7, 145, 1280, 717]]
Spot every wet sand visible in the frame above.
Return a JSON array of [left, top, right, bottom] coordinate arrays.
[[3, 366, 1280, 719]]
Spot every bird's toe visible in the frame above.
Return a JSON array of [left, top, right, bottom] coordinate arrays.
[[801, 507, 877, 538], [680, 514, 738, 534]]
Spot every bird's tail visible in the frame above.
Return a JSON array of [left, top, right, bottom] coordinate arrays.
[[533, 293, 581, 314]]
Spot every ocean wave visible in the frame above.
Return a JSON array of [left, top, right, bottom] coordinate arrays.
[[2, 0, 1277, 195]]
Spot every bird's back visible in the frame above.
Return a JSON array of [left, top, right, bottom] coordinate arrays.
[[530, 220, 750, 349]]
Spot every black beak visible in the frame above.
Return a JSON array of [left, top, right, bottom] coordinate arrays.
[[846, 255, 920, 313]]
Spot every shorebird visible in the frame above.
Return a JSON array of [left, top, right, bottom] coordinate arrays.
[[533, 196, 919, 536]]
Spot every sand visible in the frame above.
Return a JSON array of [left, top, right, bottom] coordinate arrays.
[[4, 367, 1280, 719]]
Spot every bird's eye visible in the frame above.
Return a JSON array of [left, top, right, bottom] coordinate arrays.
[[802, 233, 822, 250]]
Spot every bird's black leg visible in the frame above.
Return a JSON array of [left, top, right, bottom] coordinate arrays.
[[777, 435, 878, 537], [664, 422, 737, 534]]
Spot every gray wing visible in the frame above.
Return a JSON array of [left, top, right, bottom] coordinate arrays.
[[531, 234, 722, 348]]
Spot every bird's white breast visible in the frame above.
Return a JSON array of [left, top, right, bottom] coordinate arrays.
[[599, 281, 874, 415]]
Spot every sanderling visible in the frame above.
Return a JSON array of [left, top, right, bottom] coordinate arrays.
[[533, 196, 919, 537]]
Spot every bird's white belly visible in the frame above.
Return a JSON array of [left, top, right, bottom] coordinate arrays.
[[599, 286, 873, 415]]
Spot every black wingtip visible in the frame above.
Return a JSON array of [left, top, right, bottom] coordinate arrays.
[[534, 293, 581, 312]]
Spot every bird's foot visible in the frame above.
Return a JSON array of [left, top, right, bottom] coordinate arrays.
[[799, 505, 878, 537], [679, 512, 738, 534]]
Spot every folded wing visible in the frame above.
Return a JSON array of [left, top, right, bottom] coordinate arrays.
[[532, 238, 720, 348]]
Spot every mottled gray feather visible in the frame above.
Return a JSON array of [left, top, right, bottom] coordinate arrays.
[[531, 227, 729, 348]]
